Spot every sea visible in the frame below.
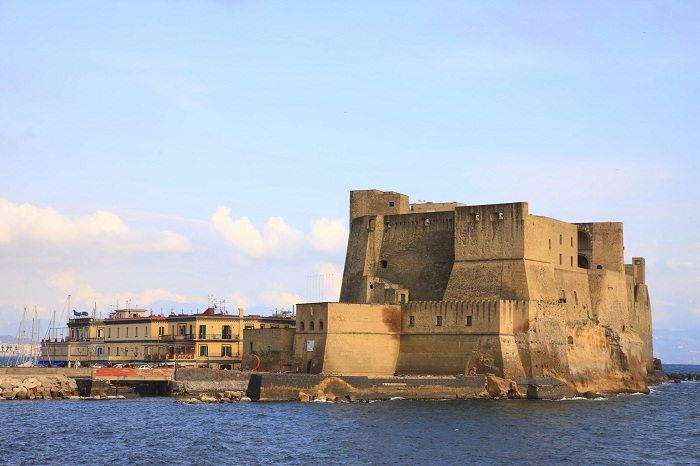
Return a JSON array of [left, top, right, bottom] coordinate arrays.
[[1, 364, 699, 466]]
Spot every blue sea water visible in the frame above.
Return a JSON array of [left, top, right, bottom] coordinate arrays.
[[1, 366, 699, 465]]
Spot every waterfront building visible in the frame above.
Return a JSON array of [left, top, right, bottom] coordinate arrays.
[[40, 307, 295, 369]]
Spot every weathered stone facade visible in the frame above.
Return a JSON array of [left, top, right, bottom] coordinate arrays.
[[297, 189, 654, 395]]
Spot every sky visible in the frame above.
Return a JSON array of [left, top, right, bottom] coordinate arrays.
[[1, 1, 699, 363]]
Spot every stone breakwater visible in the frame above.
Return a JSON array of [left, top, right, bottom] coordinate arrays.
[[0, 374, 78, 400]]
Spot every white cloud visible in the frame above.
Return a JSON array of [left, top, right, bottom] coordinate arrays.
[[257, 290, 303, 310], [211, 206, 347, 260], [0, 198, 192, 254]]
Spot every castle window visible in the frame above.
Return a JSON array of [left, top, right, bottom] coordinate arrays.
[[574, 291, 578, 305], [578, 255, 589, 269], [389, 201, 395, 207], [300, 322, 305, 331], [597, 265, 603, 269], [549, 239, 551, 250], [559, 254, 562, 265], [635, 260, 641, 265], [381, 260, 388, 268], [578, 231, 590, 249], [319, 320, 324, 330], [436, 316, 443, 326], [370, 283, 374, 289], [368, 218, 375, 229], [571, 237, 574, 247], [570, 256, 573, 267], [135, 327, 138, 337], [310, 321, 315, 330], [423, 218, 430, 226], [567, 336, 574, 345], [559, 234, 562, 245], [466, 316, 473, 326], [409, 315, 415, 326]]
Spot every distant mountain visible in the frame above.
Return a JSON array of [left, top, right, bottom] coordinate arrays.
[[654, 329, 700, 365]]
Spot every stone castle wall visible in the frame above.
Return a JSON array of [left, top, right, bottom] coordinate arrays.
[[331, 189, 654, 394]]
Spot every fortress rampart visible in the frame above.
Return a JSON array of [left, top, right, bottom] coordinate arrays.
[[303, 190, 654, 394]]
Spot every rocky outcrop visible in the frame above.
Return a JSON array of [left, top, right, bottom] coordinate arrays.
[[178, 390, 252, 403], [0, 374, 78, 400]]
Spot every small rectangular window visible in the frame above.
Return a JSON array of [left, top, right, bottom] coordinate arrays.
[[409, 315, 415, 326], [466, 316, 473, 326], [559, 234, 562, 245], [436, 316, 442, 326], [135, 327, 138, 337], [381, 260, 388, 268], [389, 201, 395, 207], [559, 254, 562, 265]]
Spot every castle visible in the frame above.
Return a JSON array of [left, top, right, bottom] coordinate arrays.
[[294, 189, 653, 394]]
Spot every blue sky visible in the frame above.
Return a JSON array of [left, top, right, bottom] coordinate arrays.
[[1, 1, 699, 363]]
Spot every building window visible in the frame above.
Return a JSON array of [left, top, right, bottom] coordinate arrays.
[[300, 322, 305, 331], [107, 347, 111, 356], [97, 347, 103, 356], [466, 316, 473, 326], [400, 293, 406, 303], [126, 327, 129, 337], [145, 326, 148, 336], [559, 254, 562, 265], [222, 325, 232, 340], [135, 327, 138, 337], [260, 324, 265, 329], [159, 326, 164, 337], [310, 321, 315, 330], [559, 234, 562, 245], [108, 328, 111, 338], [117, 328, 120, 338], [116, 347, 120, 356], [409, 316, 415, 326], [549, 239, 551, 250], [199, 325, 206, 339], [389, 201, 395, 207], [98, 329, 103, 339], [571, 237, 574, 247], [570, 256, 573, 267], [436, 316, 443, 326], [222, 345, 232, 357], [381, 260, 388, 268], [199, 345, 208, 357]]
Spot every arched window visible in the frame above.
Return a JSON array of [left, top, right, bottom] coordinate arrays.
[[310, 321, 315, 330], [578, 255, 589, 269], [319, 320, 324, 330], [577, 231, 590, 249], [300, 322, 305, 331]]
